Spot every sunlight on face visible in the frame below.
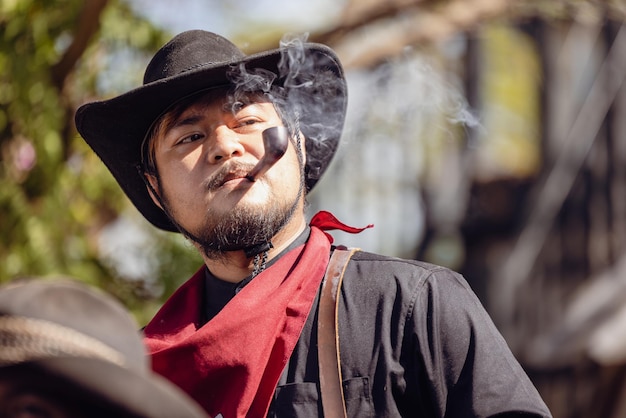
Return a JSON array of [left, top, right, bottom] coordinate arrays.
[[149, 90, 306, 257]]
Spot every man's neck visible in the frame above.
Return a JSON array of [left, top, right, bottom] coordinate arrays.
[[201, 215, 308, 283]]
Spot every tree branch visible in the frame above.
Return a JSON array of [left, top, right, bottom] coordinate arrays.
[[51, 0, 109, 91]]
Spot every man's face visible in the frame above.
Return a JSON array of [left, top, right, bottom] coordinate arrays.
[[149, 91, 306, 256]]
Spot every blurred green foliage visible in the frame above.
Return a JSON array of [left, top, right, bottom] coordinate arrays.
[[0, 0, 203, 322]]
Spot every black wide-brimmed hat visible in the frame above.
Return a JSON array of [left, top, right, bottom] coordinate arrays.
[[75, 30, 347, 232], [0, 279, 209, 418]]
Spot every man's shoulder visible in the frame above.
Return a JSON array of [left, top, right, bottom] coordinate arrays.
[[348, 249, 460, 278], [340, 249, 468, 295]]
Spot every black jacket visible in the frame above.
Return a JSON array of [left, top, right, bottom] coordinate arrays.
[[268, 250, 552, 417]]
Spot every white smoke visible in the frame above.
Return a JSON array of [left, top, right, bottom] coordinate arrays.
[[309, 47, 481, 259]]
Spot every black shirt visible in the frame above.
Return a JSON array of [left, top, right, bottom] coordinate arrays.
[[203, 238, 551, 417], [269, 251, 551, 417], [203, 228, 311, 323]]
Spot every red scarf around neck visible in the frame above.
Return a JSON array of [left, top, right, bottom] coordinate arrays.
[[143, 212, 372, 417]]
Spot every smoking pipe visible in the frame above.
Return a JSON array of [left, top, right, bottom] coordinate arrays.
[[246, 126, 289, 181]]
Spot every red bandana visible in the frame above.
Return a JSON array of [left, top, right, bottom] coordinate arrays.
[[143, 212, 372, 417]]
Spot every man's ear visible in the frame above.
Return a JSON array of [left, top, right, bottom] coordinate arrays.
[[144, 172, 164, 210]]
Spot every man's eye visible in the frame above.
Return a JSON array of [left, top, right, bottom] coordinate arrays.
[[6, 394, 63, 418], [238, 119, 257, 127], [179, 133, 203, 144], [234, 118, 265, 133]]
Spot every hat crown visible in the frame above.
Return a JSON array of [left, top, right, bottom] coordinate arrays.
[[0, 280, 145, 367], [143, 30, 246, 84]]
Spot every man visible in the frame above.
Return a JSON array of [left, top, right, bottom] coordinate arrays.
[[0, 279, 209, 418], [75, 30, 552, 417]]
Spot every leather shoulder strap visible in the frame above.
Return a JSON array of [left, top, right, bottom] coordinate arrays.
[[318, 247, 358, 418]]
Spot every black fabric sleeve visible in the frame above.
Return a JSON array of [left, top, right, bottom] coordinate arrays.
[[269, 251, 552, 417], [405, 266, 552, 418]]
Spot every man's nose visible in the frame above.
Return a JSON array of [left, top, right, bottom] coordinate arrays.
[[206, 127, 245, 164]]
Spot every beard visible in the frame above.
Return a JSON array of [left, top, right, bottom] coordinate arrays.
[[194, 194, 298, 259], [158, 172, 303, 260]]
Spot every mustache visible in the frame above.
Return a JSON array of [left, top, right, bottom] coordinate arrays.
[[203, 162, 257, 191]]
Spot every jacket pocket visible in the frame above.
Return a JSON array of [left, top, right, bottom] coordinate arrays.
[[344, 376, 373, 415], [269, 376, 373, 417]]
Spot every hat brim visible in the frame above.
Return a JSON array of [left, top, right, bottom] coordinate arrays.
[[75, 44, 347, 232], [0, 279, 208, 417], [32, 357, 208, 417]]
